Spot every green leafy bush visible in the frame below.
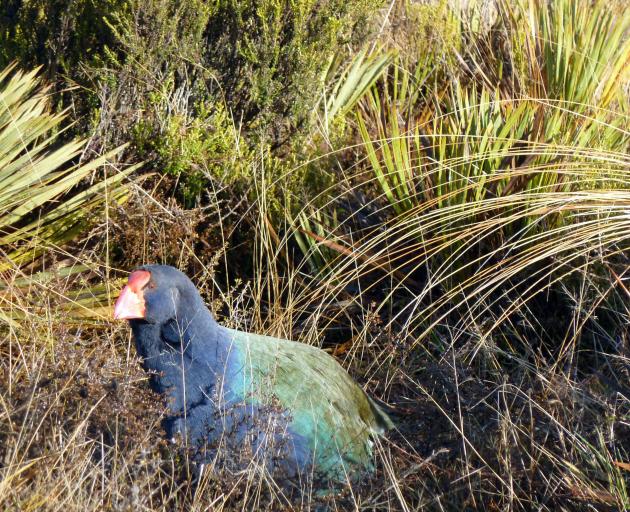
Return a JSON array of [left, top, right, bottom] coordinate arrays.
[[0, 0, 126, 69], [205, 0, 382, 136], [3, 0, 383, 206], [84, 0, 382, 205], [132, 99, 250, 202], [0, 0, 128, 121]]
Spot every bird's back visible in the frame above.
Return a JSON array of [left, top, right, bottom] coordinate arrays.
[[222, 327, 393, 477]]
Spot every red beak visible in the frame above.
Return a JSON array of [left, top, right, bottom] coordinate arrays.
[[113, 285, 145, 320], [113, 270, 151, 320]]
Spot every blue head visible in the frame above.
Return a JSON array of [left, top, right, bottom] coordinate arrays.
[[114, 264, 219, 355], [114, 264, 204, 322]]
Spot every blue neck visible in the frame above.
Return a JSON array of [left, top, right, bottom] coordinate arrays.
[[129, 288, 232, 415], [130, 288, 222, 370]]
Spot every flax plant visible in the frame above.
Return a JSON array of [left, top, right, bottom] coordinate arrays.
[[0, 65, 138, 322]]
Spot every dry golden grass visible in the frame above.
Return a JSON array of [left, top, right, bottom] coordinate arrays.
[[1, 176, 628, 510]]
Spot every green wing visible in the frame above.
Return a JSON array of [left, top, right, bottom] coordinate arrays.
[[223, 328, 392, 474]]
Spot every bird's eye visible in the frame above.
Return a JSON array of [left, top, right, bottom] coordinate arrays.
[[145, 281, 156, 290]]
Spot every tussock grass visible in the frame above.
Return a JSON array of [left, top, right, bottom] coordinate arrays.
[[1, 178, 629, 509]]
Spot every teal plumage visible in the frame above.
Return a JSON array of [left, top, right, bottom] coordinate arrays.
[[225, 328, 394, 476], [114, 264, 393, 483]]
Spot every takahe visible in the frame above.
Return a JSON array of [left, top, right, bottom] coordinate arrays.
[[114, 264, 392, 482]]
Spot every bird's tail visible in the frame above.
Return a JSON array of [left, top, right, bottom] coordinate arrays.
[[367, 395, 395, 433]]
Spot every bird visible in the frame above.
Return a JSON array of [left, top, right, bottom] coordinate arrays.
[[113, 264, 393, 484]]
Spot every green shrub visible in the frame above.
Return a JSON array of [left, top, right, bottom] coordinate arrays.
[[93, 0, 382, 206], [132, 99, 250, 202], [0, 0, 126, 69], [0, 0, 127, 118], [204, 0, 382, 136]]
